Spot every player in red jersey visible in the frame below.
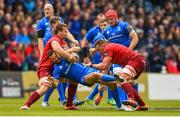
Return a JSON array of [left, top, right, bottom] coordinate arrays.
[[91, 34, 148, 111], [20, 22, 79, 110]]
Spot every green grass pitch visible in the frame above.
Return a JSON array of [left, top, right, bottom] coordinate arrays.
[[0, 92, 180, 116]]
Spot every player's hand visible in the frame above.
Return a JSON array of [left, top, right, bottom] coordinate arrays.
[[83, 61, 92, 67], [89, 48, 97, 55], [73, 40, 79, 46], [83, 57, 91, 64], [69, 54, 78, 63], [98, 84, 107, 91]]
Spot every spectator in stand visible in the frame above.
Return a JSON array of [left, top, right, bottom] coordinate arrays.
[[7, 42, 23, 71], [0, 24, 12, 43], [0, 42, 10, 70], [16, 26, 31, 45], [69, 4, 81, 41], [25, 50, 39, 70]]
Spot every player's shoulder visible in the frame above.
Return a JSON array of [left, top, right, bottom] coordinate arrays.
[[119, 20, 129, 25], [86, 26, 98, 36], [89, 25, 99, 32], [103, 25, 111, 32]]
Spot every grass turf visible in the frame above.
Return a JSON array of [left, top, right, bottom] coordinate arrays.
[[0, 96, 180, 116]]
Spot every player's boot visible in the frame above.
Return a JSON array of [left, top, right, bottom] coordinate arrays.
[[74, 100, 85, 106], [20, 105, 30, 110], [121, 99, 138, 108], [41, 101, 50, 107], [95, 94, 102, 105], [118, 104, 133, 111], [85, 98, 95, 106], [107, 98, 116, 106], [64, 105, 79, 110], [136, 105, 148, 111], [61, 100, 67, 106]]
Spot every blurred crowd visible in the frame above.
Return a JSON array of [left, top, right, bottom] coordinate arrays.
[[0, 0, 179, 73]]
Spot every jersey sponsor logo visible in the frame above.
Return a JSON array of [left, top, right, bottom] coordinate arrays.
[[108, 34, 123, 40], [59, 66, 63, 69]]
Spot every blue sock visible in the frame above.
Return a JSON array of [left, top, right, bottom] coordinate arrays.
[[99, 90, 104, 97], [110, 88, 122, 108], [102, 74, 115, 82], [57, 83, 66, 102], [133, 82, 138, 92], [87, 83, 99, 100], [107, 87, 113, 100], [43, 87, 54, 102], [73, 93, 77, 100], [117, 86, 128, 102], [63, 82, 67, 99]]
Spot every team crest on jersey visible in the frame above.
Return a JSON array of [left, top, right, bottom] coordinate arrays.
[[117, 27, 121, 31]]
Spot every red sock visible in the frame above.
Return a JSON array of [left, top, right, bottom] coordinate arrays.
[[121, 82, 135, 100], [24, 91, 40, 107], [132, 88, 145, 106], [66, 84, 77, 107]]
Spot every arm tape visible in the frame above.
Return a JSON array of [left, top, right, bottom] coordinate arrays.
[[37, 30, 45, 38]]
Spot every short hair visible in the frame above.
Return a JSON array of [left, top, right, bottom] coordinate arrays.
[[52, 22, 67, 34], [50, 16, 60, 26], [44, 3, 54, 10], [96, 13, 106, 23]]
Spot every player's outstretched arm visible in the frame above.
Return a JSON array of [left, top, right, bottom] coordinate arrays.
[[66, 46, 81, 53], [51, 40, 78, 63], [92, 56, 112, 71]]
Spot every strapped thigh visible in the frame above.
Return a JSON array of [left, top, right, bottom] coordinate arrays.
[[121, 65, 137, 78]]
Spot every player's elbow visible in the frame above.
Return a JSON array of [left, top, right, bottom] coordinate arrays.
[[101, 63, 108, 70], [75, 46, 81, 53]]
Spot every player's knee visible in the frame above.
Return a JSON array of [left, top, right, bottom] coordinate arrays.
[[39, 76, 52, 87], [107, 81, 117, 90], [91, 72, 101, 81]]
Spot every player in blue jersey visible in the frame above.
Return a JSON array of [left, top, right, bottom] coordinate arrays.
[[103, 9, 140, 106], [81, 14, 116, 106], [36, 4, 79, 107], [48, 51, 133, 111], [37, 3, 78, 57]]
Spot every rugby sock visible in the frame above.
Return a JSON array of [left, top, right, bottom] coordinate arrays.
[[121, 82, 135, 100], [66, 84, 77, 107], [110, 88, 121, 108], [117, 86, 128, 102], [43, 87, 54, 102], [63, 82, 67, 95], [132, 88, 145, 106], [102, 74, 115, 82], [24, 91, 40, 107], [99, 90, 104, 97], [87, 83, 99, 100], [133, 82, 138, 92], [57, 83, 66, 102], [107, 87, 113, 100]]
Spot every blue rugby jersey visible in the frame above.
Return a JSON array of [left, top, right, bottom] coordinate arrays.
[[53, 59, 98, 86], [84, 25, 103, 64], [37, 16, 64, 45], [102, 21, 133, 47]]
